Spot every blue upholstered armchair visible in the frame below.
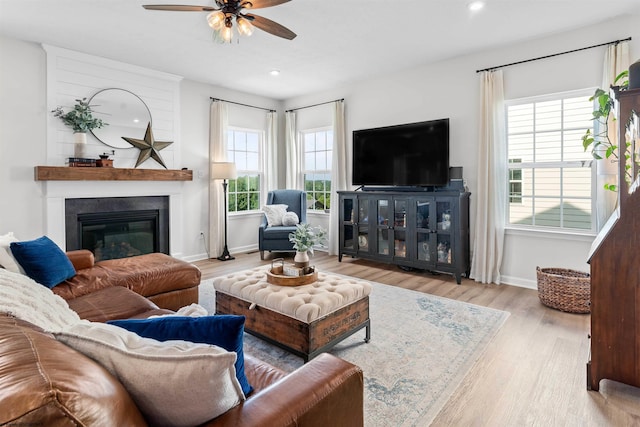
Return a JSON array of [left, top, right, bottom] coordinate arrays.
[[258, 190, 307, 260]]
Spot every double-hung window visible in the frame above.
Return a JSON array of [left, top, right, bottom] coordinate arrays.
[[506, 89, 595, 231], [302, 128, 333, 211], [226, 128, 262, 213]]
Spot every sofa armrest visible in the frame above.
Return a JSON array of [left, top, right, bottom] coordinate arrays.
[[66, 249, 95, 271], [204, 353, 364, 427], [258, 216, 267, 249]]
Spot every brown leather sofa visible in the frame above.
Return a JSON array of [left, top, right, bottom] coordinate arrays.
[[54, 249, 202, 311], [0, 253, 365, 426]]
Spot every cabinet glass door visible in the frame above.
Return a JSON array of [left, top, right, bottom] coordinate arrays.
[[357, 198, 370, 252], [393, 199, 408, 259], [417, 232, 430, 262], [376, 199, 391, 256], [415, 200, 431, 230], [394, 199, 407, 228], [436, 234, 452, 265], [394, 230, 407, 258], [342, 197, 355, 251], [436, 199, 453, 265], [414, 198, 434, 263], [436, 200, 452, 232]]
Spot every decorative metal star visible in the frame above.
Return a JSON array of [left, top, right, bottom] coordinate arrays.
[[121, 122, 173, 169]]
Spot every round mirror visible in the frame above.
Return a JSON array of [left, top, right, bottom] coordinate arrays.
[[89, 88, 152, 149]]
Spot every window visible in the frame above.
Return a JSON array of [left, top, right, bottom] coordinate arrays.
[[226, 128, 262, 213], [302, 128, 333, 211], [506, 90, 594, 231]]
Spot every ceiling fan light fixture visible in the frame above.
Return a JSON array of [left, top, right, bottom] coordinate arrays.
[[220, 25, 234, 43], [143, 1, 297, 41], [236, 17, 254, 36], [206, 11, 225, 30]]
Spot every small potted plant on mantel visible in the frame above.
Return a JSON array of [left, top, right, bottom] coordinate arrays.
[[289, 223, 327, 268], [52, 98, 107, 159]]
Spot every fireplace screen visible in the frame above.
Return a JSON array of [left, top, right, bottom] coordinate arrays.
[[78, 210, 159, 261], [66, 196, 169, 261]]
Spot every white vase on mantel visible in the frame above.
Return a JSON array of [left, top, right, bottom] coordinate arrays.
[[294, 250, 310, 268], [73, 132, 87, 158]]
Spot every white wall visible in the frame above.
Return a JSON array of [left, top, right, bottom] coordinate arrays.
[[284, 13, 640, 288], [0, 37, 47, 238]]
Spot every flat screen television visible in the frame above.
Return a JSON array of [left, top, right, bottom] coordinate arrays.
[[352, 118, 450, 187]]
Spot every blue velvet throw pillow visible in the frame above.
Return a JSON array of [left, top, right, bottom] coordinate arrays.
[[10, 236, 76, 289], [108, 315, 253, 396]]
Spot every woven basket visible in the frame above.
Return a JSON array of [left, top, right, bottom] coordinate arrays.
[[536, 267, 591, 314]]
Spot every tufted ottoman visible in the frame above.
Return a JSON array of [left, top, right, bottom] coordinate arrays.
[[213, 268, 371, 362]]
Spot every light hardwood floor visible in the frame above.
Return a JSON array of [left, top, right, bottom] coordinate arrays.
[[194, 251, 640, 426]]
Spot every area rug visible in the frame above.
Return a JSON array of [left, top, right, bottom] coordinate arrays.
[[199, 273, 509, 426]]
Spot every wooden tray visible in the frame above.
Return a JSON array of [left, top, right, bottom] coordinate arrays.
[[266, 264, 318, 286]]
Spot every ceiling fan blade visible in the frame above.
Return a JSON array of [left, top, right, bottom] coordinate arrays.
[[242, 0, 291, 10], [142, 4, 217, 12], [246, 14, 296, 40]]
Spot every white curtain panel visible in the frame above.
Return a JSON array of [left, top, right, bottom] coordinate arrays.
[[596, 41, 630, 229], [285, 111, 303, 189], [209, 101, 229, 258], [328, 100, 348, 255], [265, 111, 278, 192], [470, 70, 507, 284]]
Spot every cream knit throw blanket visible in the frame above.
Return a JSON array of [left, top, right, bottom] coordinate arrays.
[[0, 269, 208, 332], [0, 269, 84, 331]]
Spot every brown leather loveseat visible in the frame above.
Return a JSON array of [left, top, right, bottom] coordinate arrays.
[[0, 252, 364, 426]]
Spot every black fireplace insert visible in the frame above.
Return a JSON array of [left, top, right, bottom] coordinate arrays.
[[65, 196, 169, 261]]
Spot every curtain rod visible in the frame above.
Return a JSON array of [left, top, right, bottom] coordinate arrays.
[[476, 37, 632, 73], [285, 98, 344, 113], [210, 97, 275, 113]]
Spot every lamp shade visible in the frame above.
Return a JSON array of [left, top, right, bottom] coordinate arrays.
[[211, 162, 237, 180]]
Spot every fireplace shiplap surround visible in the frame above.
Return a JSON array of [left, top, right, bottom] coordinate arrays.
[[44, 45, 182, 169], [40, 46, 188, 258]]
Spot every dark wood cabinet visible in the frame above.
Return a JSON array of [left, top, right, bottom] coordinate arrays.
[[338, 190, 470, 283], [587, 87, 640, 391]]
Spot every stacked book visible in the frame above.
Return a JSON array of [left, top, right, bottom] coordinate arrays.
[[67, 157, 97, 167]]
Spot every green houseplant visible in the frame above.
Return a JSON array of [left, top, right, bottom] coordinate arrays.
[[52, 98, 107, 158], [582, 71, 629, 191], [51, 98, 106, 133], [289, 223, 327, 266]]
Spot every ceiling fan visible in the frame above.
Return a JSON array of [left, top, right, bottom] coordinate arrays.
[[142, 0, 296, 42]]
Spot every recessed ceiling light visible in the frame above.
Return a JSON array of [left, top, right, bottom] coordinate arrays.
[[269, 70, 280, 76], [468, 1, 485, 11]]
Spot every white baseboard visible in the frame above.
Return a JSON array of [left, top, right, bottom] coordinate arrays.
[[231, 244, 259, 255], [500, 275, 537, 290], [181, 252, 209, 263]]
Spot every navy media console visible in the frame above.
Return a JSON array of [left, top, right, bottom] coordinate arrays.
[[338, 188, 470, 284]]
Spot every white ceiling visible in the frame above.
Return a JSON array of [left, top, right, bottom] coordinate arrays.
[[1, 0, 638, 100]]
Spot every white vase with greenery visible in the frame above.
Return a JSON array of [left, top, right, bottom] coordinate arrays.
[[293, 250, 310, 267], [289, 223, 327, 268], [52, 97, 107, 159], [73, 132, 88, 157]]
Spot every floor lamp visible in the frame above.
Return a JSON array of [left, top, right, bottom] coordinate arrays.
[[211, 161, 237, 261]]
